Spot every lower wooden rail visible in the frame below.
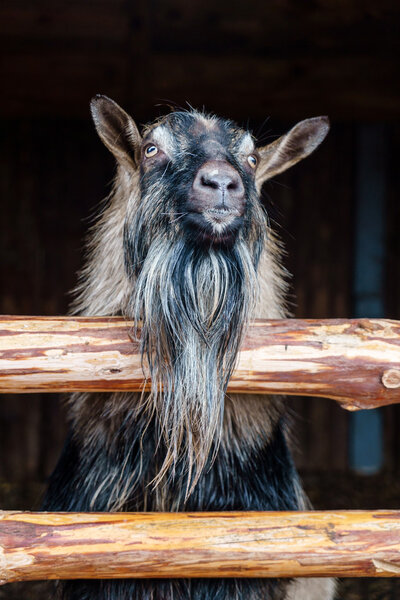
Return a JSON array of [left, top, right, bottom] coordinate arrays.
[[1, 511, 400, 583]]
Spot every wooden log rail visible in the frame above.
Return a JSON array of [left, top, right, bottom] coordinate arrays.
[[0, 316, 400, 409], [1, 511, 400, 583]]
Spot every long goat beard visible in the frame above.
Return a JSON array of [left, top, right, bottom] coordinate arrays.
[[124, 196, 265, 494]]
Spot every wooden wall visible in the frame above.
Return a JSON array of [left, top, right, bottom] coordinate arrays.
[[0, 120, 113, 499], [0, 1, 399, 122], [0, 0, 399, 505]]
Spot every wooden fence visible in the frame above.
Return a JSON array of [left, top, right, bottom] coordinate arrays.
[[1, 316, 400, 584]]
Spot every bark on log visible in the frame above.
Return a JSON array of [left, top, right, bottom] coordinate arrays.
[[0, 317, 400, 409], [1, 511, 400, 583]]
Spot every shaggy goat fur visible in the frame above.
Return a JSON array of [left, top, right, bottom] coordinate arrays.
[[44, 97, 335, 600]]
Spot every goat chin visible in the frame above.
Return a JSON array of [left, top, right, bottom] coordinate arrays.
[[43, 103, 335, 600]]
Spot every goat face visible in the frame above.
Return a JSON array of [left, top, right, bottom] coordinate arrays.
[[91, 96, 329, 255], [140, 112, 258, 248]]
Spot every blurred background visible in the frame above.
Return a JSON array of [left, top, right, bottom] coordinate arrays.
[[0, 1, 399, 598]]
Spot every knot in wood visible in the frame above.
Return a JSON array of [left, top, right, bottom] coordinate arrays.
[[382, 369, 400, 389]]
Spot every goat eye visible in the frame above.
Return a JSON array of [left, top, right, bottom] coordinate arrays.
[[144, 145, 158, 158], [247, 154, 258, 169]]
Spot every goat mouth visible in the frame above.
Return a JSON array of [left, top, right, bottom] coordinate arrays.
[[204, 208, 241, 224], [183, 210, 243, 247]]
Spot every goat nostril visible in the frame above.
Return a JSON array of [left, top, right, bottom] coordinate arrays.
[[227, 181, 238, 191], [201, 175, 219, 190]]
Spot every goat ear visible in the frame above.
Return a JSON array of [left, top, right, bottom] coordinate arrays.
[[90, 95, 142, 168], [255, 116, 330, 188]]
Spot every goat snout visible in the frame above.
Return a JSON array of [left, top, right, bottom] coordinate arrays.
[[191, 160, 245, 213], [184, 159, 245, 245]]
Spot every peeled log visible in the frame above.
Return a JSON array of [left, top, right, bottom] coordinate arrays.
[[0, 316, 400, 409], [1, 511, 400, 583]]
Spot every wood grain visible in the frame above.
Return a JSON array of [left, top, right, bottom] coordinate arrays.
[[1, 510, 400, 583], [0, 317, 399, 409]]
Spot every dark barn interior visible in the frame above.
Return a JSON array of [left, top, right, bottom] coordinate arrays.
[[1, 1, 400, 598]]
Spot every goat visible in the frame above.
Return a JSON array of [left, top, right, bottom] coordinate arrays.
[[44, 95, 335, 600]]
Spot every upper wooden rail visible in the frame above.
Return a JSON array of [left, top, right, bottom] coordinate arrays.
[[1, 511, 400, 583], [0, 316, 400, 409]]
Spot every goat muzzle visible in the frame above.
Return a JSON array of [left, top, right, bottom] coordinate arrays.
[[184, 160, 246, 246]]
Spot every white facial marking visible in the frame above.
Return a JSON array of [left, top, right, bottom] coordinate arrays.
[[238, 133, 254, 155], [197, 114, 218, 130], [204, 215, 228, 233], [151, 125, 175, 157], [203, 210, 237, 233]]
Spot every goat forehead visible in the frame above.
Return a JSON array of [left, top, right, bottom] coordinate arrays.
[[148, 111, 253, 156]]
